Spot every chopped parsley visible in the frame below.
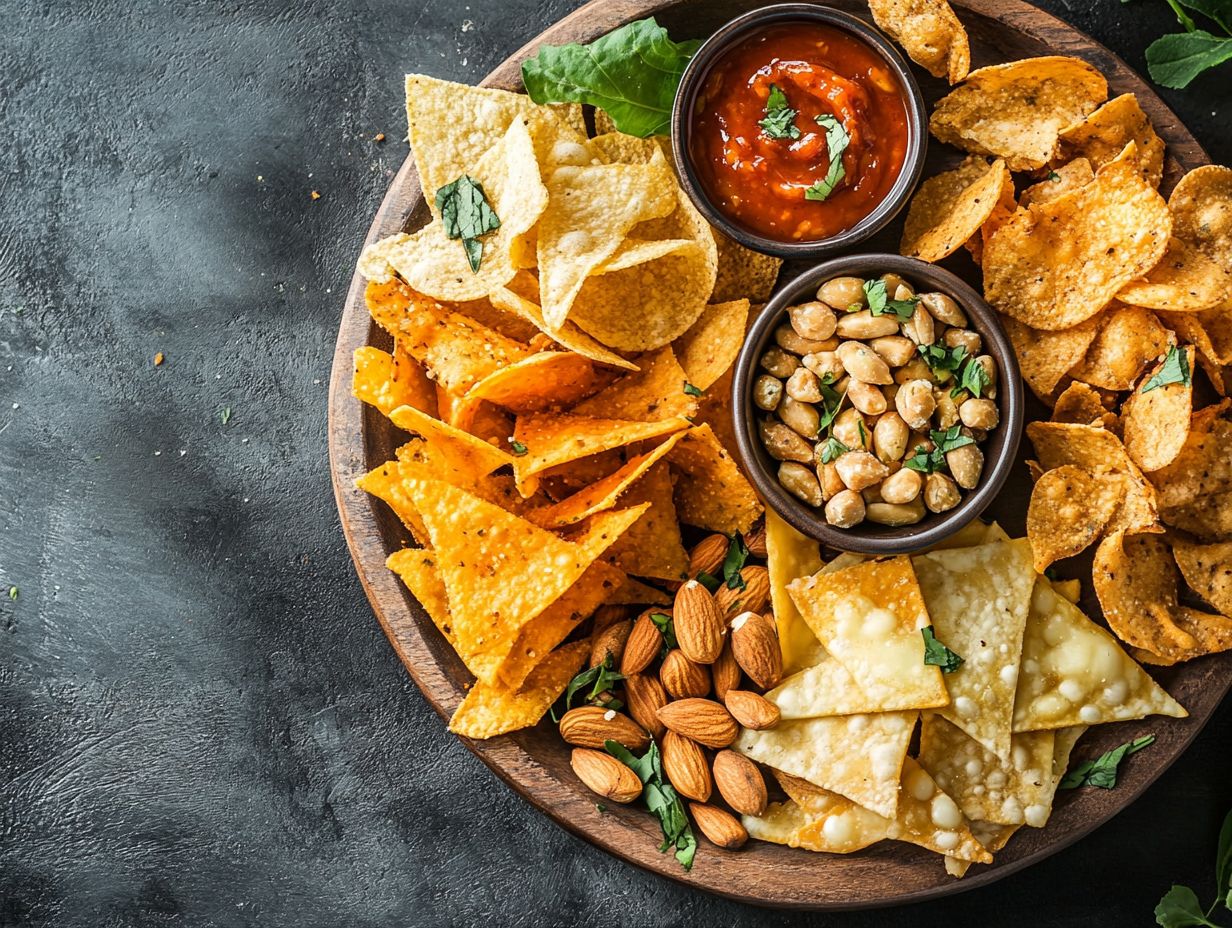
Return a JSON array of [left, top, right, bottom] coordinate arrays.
[[819, 436, 850, 464], [695, 570, 722, 594], [904, 426, 975, 474], [1047, 170, 1062, 181], [864, 279, 919, 320], [650, 612, 678, 652], [563, 654, 626, 712], [508, 438, 529, 456], [955, 356, 991, 399], [722, 535, 749, 590], [1141, 345, 1191, 393], [918, 341, 968, 377], [921, 626, 964, 673], [758, 84, 800, 140], [596, 803, 608, 813], [816, 378, 847, 438], [682, 380, 703, 397], [605, 740, 697, 870], [804, 114, 850, 202], [435, 175, 501, 272], [1059, 734, 1155, 790]]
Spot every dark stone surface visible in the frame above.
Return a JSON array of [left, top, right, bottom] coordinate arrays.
[[1, 1, 1230, 925]]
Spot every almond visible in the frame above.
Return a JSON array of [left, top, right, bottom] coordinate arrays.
[[656, 697, 738, 748], [661, 731, 712, 802], [688, 533, 729, 578], [712, 749, 768, 816], [724, 689, 780, 730], [620, 611, 663, 676], [591, 604, 632, 636], [743, 521, 768, 559], [711, 640, 743, 703], [673, 580, 725, 664], [559, 706, 649, 751], [623, 672, 667, 739], [571, 748, 642, 803], [714, 565, 771, 617], [590, 619, 632, 668], [730, 611, 782, 689], [689, 802, 747, 849], [660, 649, 710, 699]]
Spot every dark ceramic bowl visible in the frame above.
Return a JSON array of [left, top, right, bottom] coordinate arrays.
[[670, 3, 928, 260], [731, 254, 1024, 554]]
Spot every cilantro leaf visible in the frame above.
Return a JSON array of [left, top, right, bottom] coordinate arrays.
[[816, 384, 847, 438], [682, 381, 703, 397], [932, 425, 976, 454], [435, 176, 500, 272], [1142, 345, 1192, 393], [921, 626, 964, 673], [695, 570, 722, 593], [758, 84, 800, 140], [1154, 885, 1223, 927], [722, 535, 749, 590], [904, 444, 944, 474], [819, 436, 850, 464], [1047, 170, 1062, 181], [563, 654, 626, 710], [508, 438, 529, 456], [957, 356, 991, 398], [650, 612, 678, 651], [521, 19, 700, 137], [804, 113, 850, 201], [605, 740, 697, 870], [864, 278, 919, 320], [919, 341, 968, 376], [1147, 30, 1232, 88], [1059, 734, 1155, 789]]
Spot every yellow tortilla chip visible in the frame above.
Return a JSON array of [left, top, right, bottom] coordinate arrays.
[[608, 576, 671, 606], [387, 547, 460, 649], [488, 283, 637, 370], [1118, 239, 1232, 312], [1001, 314, 1101, 403], [454, 352, 612, 424], [693, 365, 740, 460], [1169, 164, 1232, 268], [900, 157, 1011, 262], [869, 0, 970, 83], [1057, 93, 1165, 188], [765, 509, 824, 674], [570, 346, 698, 422], [672, 299, 750, 392], [929, 56, 1107, 171], [1148, 402, 1232, 514], [746, 796, 886, 855], [1052, 381, 1111, 425], [352, 344, 437, 418], [602, 461, 690, 581], [1027, 465, 1126, 573], [1173, 538, 1232, 615], [1121, 346, 1194, 472], [1069, 303, 1171, 391], [668, 423, 763, 534], [767, 649, 931, 719], [1019, 157, 1095, 209], [712, 231, 782, 303], [945, 820, 1022, 877]]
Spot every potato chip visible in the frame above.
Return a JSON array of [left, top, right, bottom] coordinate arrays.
[[734, 711, 918, 818], [601, 462, 690, 581], [1160, 309, 1229, 395], [1093, 530, 1204, 655], [1143, 607, 1232, 663], [984, 145, 1171, 330], [1026, 466, 1126, 573], [1168, 164, 1232, 268], [1052, 381, 1110, 425], [913, 539, 1036, 759], [1001, 314, 1101, 403], [1057, 93, 1165, 188], [668, 424, 763, 534], [929, 56, 1107, 171], [1069, 304, 1170, 391], [448, 639, 589, 740], [1148, 403, 1232, 514], [900, 157, 1011, 262], [352, 344, 437, 418], [488, 283, 637, 370], [869, 0, 970, 83], [764, 509, 825, 674], [1019, 158, 1095, 209], [787, 557, 949, 711], [672, 299, 750, 392], [570, 346, 699, 422], [1121, 346, 1194, 472], [965, 166, 1019, 265], [1172, 539, 1232, 615], [1118, 239, 1232, 312], [712, 232, 782, 303]]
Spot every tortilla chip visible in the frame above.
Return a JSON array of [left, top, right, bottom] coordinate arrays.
[[712, 232, 782, 303], [913, 540, 1036, 759], [668, 424, 763, 534], [1052, 382, 1111, 425], [608, 576, 672, 606], [945, 820, 1022, 877], [673, 299, 750, 392], [900, 157, 1011, 262], [1016, 575, 1186, 729], [1019, 158, 1095, 208], [929, 56, 1107, 171], [601, 461, 690, 581], [1168, 164, 1232, 268], [693, 365, 740, 460], [1069, 304, 1171, 391], [1001, 314, 1102, 403], [451, 352, 612, 428], [387, 546, 460, 648], [787, 557, 949, 711], [747, 795, 887, 855], [389, 404, 515, 477], [488, 283, 637, 370], [1057, 93, 1165, 188], [570, 346, 699, 422], [1172, 539, 1232, 615], [1118, 239, 1232, 312], [765, 509, 825, 674], [766, 649, 928, 719], [1121, 346, 1194, 472], [984, 145, 1171, 331], [352, 344, 437, 418], [869, 0, 970, 83], [733, 711, 917, 818], [1027, 465, 1126, 573]]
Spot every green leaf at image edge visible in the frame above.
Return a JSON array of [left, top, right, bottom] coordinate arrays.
[[1155, 885, 1223, 927], [1147, 30, 1232, 88], [1217, 808, 1232, 908]]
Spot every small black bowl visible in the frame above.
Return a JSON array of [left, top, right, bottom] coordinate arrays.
[[731, 254, 1024, 555], [670, 3, 928, 260]]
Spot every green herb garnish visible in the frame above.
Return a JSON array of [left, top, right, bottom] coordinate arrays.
[[1142, 345, 1192, 393], [7, 586, 17, 601], [918, 341, 969, 376], [683, 380, 703, 397], [436, 175, 501, 272], [563, 654, 626, 711], [804, 114, 850, 202], [758, 84, 800, 140], [695, 570, 722, 594], [921, 626, 964, 673], [1047, 170, 1062, 181], [819, 436, 850, 464], [1155, 807, 1232, 926], [1060, 734, 1155, 789], [650, 612, 678, 652], [220, 406, 232, 425], [904, 426, 974, 474], [956, 356, 991, 398], [864, 279, 919, 320], [508, 438, 529, 456], [722, 535, 749, 590], [605, 740, 697, 870], [1131, 0, 1232, 89]]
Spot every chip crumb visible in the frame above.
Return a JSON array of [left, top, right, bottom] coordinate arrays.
[[373, 132, 386, 143], [310, 190, 321, 200], [153, 352, 164, 366]]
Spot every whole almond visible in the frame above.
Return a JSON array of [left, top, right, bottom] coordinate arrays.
[[712, 750, 768, 816], [673, 580, 725, 664], [620, 611, 663, 676], [591, 604, 632, 637], [690, 802, 748, 849], [661, 730, 712, 802], [623, 672, 668, 739], [715, 566, 771, 617], [711, 641, 743, 702], [590, 619, 632, 668], [730, 612, 782, 689], [571, 748, 642, 803], [689, 533, 729, 578], [724, 689, 780, 730], [656, 697, 739, 748], [559, 706, 649, 751], [660, 649, 710, 699], [743, 522, 768, 559]]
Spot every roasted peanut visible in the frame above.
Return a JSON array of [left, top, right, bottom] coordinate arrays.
[[802, 350, 845, 381], [832, 408, 869, 451], [759, 420, 813, 463], [836, 341, 892, 384], [960, 397, 999, 430], [974, 355, 998, 398], [778, 462, 824, 506], [776, 323, 833, 356], [919, 291, 967, 327], [837, 310, 900, 340], [788, 301, 838, 341], [902, 305, 935, 346], [895, 357, 934, 385], [760, 346, 800, 378], [880, 467, 923, 504], [924, 472, 962, 512], [817, 276, 866, 310], [869, 335, 916, 368], [946, 440, 984, 489], [873, 412, 909, 463], [933, 388, 960, 429], [753, 375, 783, 412], [785, 368, 823, 403], [866, 499, 926, 526], [779, 395, 821, 439], [835, 451, 890, 491], [847, 379, 888, 415], [895, 379, 936, 431], [882, 273, 912, 297], [818, 460, 845, 500], [945, 328, 982, 356], [825, 489, 866, 527]]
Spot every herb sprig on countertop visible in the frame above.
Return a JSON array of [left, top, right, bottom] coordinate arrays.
[[1129, 0, 1232, 88], [1155, 807, 1232, 927]]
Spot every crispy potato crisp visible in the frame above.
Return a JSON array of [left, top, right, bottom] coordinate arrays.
[[1117, 239, 1232, 312], [1027, 465, 1125, 573], [1051, 382, 1111, 426], [1057, 93, 1165, 188], [1018, 157, 1095, 209], [1001, 314, 1101, 403], [1172, 539, 1232, 615], [900, 156, 1011, 262], [1121, 346, 1194, 472], [1069, 304, 1170, 391], [1169, 165, 1232, 268], [869, 0, 970, 83]]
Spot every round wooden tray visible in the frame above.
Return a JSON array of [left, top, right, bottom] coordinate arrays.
[[328, 0, 1231, 908]]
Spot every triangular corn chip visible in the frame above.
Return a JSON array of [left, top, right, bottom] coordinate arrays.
[[767, 651, 930, 719], [451, 352, 612, 429], [352, 345, 437, 417], [668, 424, 763, 534], [765, 509, 825, 674], [390, 405, 515, 477], [672, 299, 750, 391], [570, 346, 698, 423], [599, 463, 689, 581]]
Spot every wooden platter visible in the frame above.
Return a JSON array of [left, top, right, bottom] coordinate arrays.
[[328, 0, 1232, 908]]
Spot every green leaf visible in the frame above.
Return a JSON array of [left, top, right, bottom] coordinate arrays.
[[7, 585, 17, 601], [932, 425, 976, 455], [508, 438, 529, 456], [435, 176, 501, 272], [605, 739, 658, 784], [1142, 345, 1192, 392], [1147, 30, 1232, 88], [864, 278, 919, 320], [904, 444, 943, 474], [563, 654, 625, 710], [1059, 734, 1155, 789], [804, 114, 850, 201], [1177, 0, 1232, 33], [1157, 0, 1200, 31], [1047, 170, 1062, 181], [722, 535, 749, 590], [650, 612, 678, 651], [1155, 885, 1223, 927], [816, 385, 847, 438], [1216, 808, 1232, 909], [919, 341, 969, 376], [820, 436, 850, 464], [758, 84, 800, 140], [520, 18, 700, 138], [220, 406, 233, 425], [606, 740, 696, 871], [957, 357, 992, 399], [921, 626, 965, 673], [695, 570, 722, 593], [683, 381, 703, 397], [596, 802, 608, 813]]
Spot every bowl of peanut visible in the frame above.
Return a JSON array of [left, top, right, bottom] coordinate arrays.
[[731, 254, 1022, 554]]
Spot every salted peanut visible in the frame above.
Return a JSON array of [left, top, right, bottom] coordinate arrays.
[[817, 275, 866, 309], [661, 730, 712, 802], [882, 272, 913, 297], [690, 803, 748, 849], [624, 672, 668, 739], [743, 521, 768, 558], [785, 367, 823, 403], [837, 310, 900, 340], [779, 396, 821, 439], [775, 323, 833, 356], [835, 451, 890, 491], [873, 412, 909, 463], [896, 379, 936, 430], [753, 374, 783, 412], [847, 379, 888, 415], [778, 462, 824, 506], [866, 499, 926, 526], [945, 328, 982, 356], [862, 483, 885, 505], [711, 640, 742, 702], [975, 355, 998, 398], [831, 408, 869, 451], [689, 533, 729, 578], [713, 750, 769, 817], [920, 291, 967, 326], [801, 350, 845, 381], [759, 420, 813, 463], [882, 382, 900, 407], [661, 649, 711, 699], [894, 357, 934, 384], [825, 488, 866, 527], [880, 467, 923, 504], [947, 441, 984, 489], [869, 335, 916, 367], [960, 397, 999, 430], [590, 619, 632, 668], [934, 388, 961, 429], [901, 304, 936, 346], [788, 300, 838, 341], [571, 748, 643, 803], [759, 346, 800, 378], [818, 460, 845, 501], [924, 472, 962, 513]]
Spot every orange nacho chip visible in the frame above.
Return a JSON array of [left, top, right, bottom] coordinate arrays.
[[601, 461, 690, 581], [488, 283, 638, 371], [672, 299, 751, 392], [450, 351, 613, 430], [390, 404, 515, 477], [668, 423, 763, 534], [352, 344, 437, 418], [900, 156, 1011, 262], [570, 346, 699, 422]]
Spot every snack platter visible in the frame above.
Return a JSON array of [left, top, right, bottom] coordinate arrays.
[[328, 0, 1232, 908]]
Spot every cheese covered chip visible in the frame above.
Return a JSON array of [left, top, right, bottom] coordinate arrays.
[[764, 509, 824, 674]]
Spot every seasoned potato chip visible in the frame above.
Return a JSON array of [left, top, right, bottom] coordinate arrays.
[[601, 461, 689, 581], [984, 146, 1171, 330], [488, 283, 637, 370], [1148, 402, 1232, 516], [1168, 164, 1232, 268], [1118, 239, 1232, 312], [1172, 539, 1232, 615], [869, 0, 970, 83], [1069, 303, 1170, 391], [764, 509, 825, 674], [1019, 158, 1095, 209], [965, 166, 1019, 265], [1093, 530, 1199, 654], [1001, 314, 1101, 403], [668, 424, 763, 534], [901, 156, 1011, 262], [353, 344, 437, 418], [672, 299, 750, 392], [1052, 382, 1110, 425], [713, 232, 782, 303], [1160, 310, 1230, 395], [1121, 346, 1194, 472], [930, 56, 1107, 171], [571, 346, 698, 422], [1056, 93, 1165, 188], [1026, 465, 1125, 573]]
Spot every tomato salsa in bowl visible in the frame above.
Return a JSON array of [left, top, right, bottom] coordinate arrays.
[[671, 4, 927, 258]]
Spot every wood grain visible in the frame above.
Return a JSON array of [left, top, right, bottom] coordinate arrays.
[[327, 0, 1230, 908]]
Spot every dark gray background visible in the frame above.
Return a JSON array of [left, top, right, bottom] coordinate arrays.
[[2, 1, 1229, 925]]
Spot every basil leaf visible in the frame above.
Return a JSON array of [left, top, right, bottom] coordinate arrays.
[[1147, 30, 1232, 88], [1154, 885, 1222, 927], [606, 740, 696, 871], [957, 356, 991, 399], [521, 18, 700, 137], [804, 113, 850, 201], [435, 176, 500, 272], [904, 444, 943, 474], [722, 535, 749, 590], [695, 570, 722, 593], [820, 436, 850, 464], [921, 626, 964, 673], [1142, 345, 1192, 392], [682, 381, 703, 397], [563, 654, 625, 710], [1059, 734, 1154, 789], [759, 84, 800, 140]]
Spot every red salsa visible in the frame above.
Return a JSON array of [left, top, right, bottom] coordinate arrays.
[[689, 22, 911, 243]]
